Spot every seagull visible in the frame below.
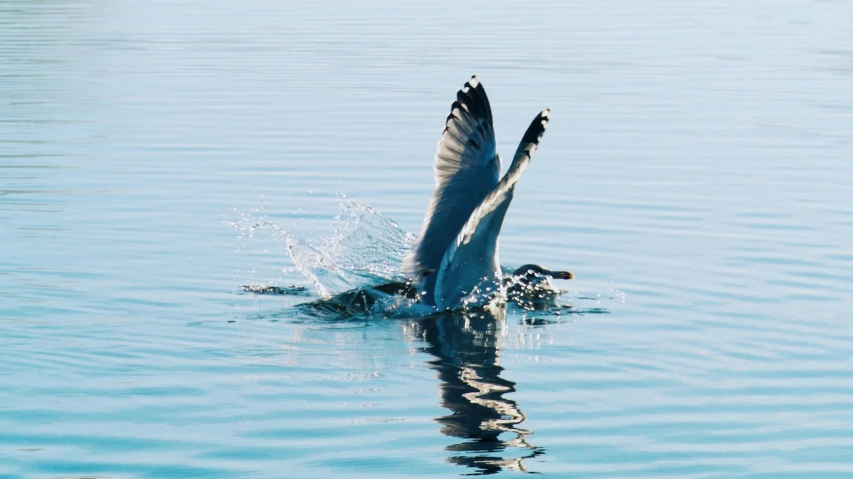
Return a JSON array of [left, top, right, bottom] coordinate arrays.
[[402, 76, 569, 310]]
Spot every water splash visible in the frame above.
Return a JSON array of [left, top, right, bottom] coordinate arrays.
[[231, 201, 414, 298]]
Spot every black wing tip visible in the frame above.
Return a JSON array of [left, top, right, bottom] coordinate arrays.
[[456, 75, 492, 123], [540, 109, 550, 133], [464, 76, 486, 107], [505, 108, 551, 168], [521, 108, 550, 144], [465, 75, 480, 90]]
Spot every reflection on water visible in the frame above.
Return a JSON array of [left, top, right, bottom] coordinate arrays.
[[411, 308, 543, 475]]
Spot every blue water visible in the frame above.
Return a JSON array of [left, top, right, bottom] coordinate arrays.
[[3, 0, 853, 477]]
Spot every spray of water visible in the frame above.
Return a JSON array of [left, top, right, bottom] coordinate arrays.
[[230, 201, 414, 298]]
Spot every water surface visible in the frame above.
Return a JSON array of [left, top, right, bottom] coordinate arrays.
[[2, 0, 853, 477]]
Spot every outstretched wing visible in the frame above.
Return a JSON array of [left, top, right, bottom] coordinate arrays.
[[401, 76, 501, 279], [434, 109, 550, 309]]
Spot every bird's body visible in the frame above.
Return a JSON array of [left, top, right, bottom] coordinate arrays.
[[302, 265, 573, 318], [403, 77, 567, 310]]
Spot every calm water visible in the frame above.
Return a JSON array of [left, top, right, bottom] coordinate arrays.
[[3, 0, 853, 477]]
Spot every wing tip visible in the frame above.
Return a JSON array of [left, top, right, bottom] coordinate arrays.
[[466, 74, 480, 89], [457, 75, 492, 123], [526, 109, 551, 143]]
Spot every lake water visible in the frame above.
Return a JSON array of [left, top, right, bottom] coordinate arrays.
[[2, 0, 853, 477]]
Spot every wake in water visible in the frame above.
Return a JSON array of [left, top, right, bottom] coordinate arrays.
[[230, 201, 621, 319]]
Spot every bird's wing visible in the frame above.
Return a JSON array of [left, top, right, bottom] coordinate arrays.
[[401, 76, 501, 279], [434, 109, 550, 306]]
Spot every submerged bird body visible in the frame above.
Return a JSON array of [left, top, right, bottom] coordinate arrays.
[[302, 266, 572, 318], [402, 77, 565, 310], [506, 264, 574, 310]]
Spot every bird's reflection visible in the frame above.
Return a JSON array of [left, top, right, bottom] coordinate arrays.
[[408, 306, 544, 475], [289, 283, 551, 474]]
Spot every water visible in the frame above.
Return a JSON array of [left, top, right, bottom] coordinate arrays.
[[2, 0, 853, 477]]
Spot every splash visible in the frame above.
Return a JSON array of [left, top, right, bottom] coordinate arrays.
[[231, 201, 414, 298]]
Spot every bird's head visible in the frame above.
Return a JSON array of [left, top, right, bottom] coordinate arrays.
[[511, 264, 574, 283]]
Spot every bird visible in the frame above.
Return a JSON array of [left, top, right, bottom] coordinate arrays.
[[505, 264, 574, 310], [402, 76, 567, 310]]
